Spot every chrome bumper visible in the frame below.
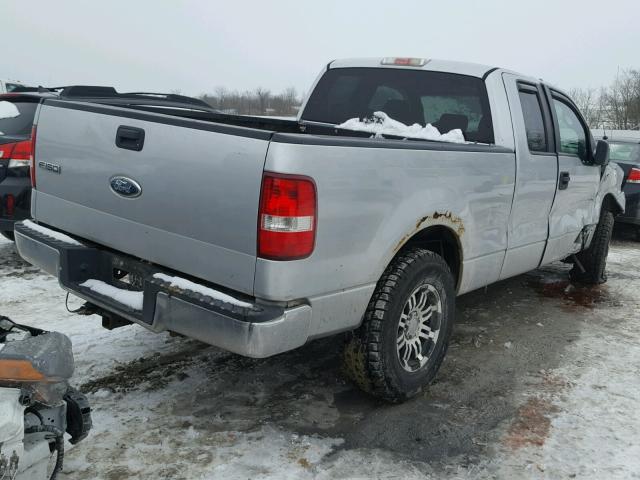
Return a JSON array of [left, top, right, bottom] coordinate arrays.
[[14, 221, 311, 358]]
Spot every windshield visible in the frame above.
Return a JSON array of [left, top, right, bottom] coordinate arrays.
[[609, 142, 640, 164], [0, 101, 38, 137], [301, 67, 494, 143], [5, 83, 24, 93]]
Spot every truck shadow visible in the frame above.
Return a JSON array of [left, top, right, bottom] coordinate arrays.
[[77, 253, 636, 469]]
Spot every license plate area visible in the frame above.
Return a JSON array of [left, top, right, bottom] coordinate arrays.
[[110, 256, 146, 291]]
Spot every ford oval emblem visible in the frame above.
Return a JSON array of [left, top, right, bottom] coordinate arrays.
[[110, 176, 142, 198]]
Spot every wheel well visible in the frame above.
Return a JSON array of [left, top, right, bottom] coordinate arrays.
[[398, 226, 462, 287], [602, 193, 623, 216]]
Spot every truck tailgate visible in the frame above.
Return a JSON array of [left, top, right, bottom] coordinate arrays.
[[32, 100, 271, 295]]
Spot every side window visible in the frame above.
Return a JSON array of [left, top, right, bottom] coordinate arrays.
[[518, 89, 547, 152], [552, 98, 588, 161]]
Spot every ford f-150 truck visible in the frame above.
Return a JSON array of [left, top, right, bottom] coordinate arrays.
[[14, 58, 625, 402]]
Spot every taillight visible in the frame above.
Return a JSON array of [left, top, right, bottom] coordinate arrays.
[[0, 130, 34, 172], [628, 167, 640, 184], [258, 172, 317, 260]]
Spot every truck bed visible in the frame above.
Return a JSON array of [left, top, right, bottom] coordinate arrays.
[[31, 99, 512, 300]]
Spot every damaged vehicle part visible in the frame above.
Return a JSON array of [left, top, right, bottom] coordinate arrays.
[[0, 316, 92, 480]]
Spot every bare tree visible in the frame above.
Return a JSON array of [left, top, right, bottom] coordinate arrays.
[[254, 87, 271, 115], [214, 86, 228, 111], [601, 69, 640, 130], [199, 86, 302, 116], [569, 87, 602, 128]]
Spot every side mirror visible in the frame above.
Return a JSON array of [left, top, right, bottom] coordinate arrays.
[[593, 140, 609, 166]]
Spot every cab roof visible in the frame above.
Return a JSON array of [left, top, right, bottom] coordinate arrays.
[[328, 57, 500, 79]]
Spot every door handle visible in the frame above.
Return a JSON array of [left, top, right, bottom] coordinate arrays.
[[116, 126, 145, 151], [559, 171, 570, 190]]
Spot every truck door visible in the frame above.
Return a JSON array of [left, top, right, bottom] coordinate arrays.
[[539, 88, 601, 264], [499, 74, 558, 279]]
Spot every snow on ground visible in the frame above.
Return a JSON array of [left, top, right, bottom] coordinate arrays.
[[337, 112, 467, 144], [1, 233, 639, 479]]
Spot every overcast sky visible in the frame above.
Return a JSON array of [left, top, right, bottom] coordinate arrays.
[[2, 0, 639, 97]]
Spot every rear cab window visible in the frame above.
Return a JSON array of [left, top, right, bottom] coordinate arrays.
[[302, 68, 495, 144]]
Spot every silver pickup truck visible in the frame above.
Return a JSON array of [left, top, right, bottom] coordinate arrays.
[[14, 58, 625, 402]]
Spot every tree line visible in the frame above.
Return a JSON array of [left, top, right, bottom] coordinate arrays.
[[570, 69, 640, 130], [200, 86, 302, 116]]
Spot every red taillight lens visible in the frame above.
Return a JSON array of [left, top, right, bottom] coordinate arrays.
[[258, 173, 316, 260], [0, 132, 34, 171], [0, 142, 16, 159], [9, 139, 32, 160], [628, 167, 640, 184]]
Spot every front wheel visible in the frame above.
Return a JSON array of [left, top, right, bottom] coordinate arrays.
[[342, 247, 455, 403], [570, 209, 614, 284]]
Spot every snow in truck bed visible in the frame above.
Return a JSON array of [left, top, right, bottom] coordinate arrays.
[[337, 111, 467, 143]]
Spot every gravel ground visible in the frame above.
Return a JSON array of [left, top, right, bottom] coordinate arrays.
[[0, 230, 638, 479]]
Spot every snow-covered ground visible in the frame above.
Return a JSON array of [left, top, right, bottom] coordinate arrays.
[[0, 233, 639, 479]]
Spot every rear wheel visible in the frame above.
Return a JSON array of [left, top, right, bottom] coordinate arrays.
[[342, 247, 455, 403], [570, 209, 614, 284], [0, 231, 14, 242]]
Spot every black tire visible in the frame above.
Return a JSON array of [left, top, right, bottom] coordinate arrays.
[[570, 209, 614, 284], [342, 247, 455, 403], [0, 231, 14, 242]]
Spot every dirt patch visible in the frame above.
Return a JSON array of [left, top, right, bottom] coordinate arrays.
[[528, 278, 621, 311], [0, 242, 42, 279], [80, 342, 212, 393], [504, 397, 559, 449]]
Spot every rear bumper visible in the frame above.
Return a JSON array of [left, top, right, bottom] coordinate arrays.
[[616, 188, 640, 226], [14, 221, 312, 358], [0, 177, 31, 231]]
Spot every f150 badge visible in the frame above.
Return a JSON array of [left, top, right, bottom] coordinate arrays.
[[110, 176, 142, 198], [38, 161, 62, 174]]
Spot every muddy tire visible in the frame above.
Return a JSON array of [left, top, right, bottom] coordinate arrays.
[[342, 247, 455, 403], [570, 209, 614, 284], [0, 231, 14, 242]]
